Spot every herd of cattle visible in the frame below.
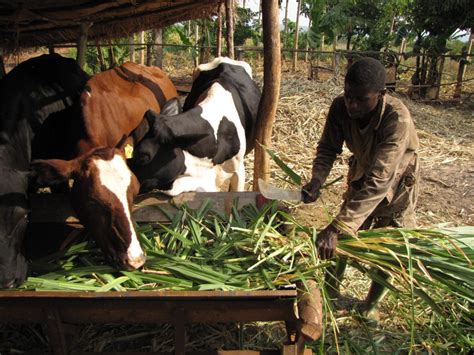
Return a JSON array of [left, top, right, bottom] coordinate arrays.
[[0, 54, 261, 288]]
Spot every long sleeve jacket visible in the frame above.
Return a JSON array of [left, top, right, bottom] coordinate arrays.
[[311, 94, 419, 234]]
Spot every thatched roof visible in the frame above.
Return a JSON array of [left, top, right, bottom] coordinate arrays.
[[0, 0, 222, 52]]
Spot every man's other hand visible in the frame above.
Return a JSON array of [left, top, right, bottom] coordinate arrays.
[[301, 178, 321, 203], [316, 224, 340, 259]]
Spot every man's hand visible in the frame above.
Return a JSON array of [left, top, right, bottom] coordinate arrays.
[[301, 178, 321, 203], [316, 224, 340, 259]]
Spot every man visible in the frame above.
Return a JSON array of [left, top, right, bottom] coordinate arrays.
[[302, 57, 419, 318]]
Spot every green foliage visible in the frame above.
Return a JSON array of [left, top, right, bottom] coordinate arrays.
[[235, 7, 261, 46]]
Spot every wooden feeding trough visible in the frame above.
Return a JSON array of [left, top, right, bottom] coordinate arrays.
[[1, 191, 323, 354]]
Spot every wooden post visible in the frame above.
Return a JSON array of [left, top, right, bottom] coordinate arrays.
[[76, 22, 92, 69], [139, 31, 145, 65], [283, 0, 290, 48], [48, 46, 55, 54], [108, 42, 116, 68], [96, 45, 106, 72], [146, 43, 152, 66], [216, 2, 224, 57], [292, 0, 301, 71], [453, 47, 468, 99], [194, 23, 199, 66], [304, 17, 312, 63], [296, 280, 323, 343], [434, 56, 445, 100], [129, 34, 135, 62], [154, 28, 163, 68], [225, 0, 235, 59], [253, 0, 281, 188]]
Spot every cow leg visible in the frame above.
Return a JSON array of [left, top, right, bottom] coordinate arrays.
[[229, 160, 245, 192]]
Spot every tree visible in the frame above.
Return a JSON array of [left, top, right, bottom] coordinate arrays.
[[406, 0, 474, 98]]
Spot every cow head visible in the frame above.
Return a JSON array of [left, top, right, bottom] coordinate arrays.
[[0, 176, 29, 288], [31, 139, 145, 270], [132, 98, 181, 166]]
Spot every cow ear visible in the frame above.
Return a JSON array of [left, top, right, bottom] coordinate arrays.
[[131, 116, 151, 144], [31, 159, 76, 185], [161, 98, 181, 116]]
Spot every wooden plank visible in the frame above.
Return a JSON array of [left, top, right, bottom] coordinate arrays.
[[29, 191, 260, 224], [0, 297, 297, 325], [0, 290, 297, 299]]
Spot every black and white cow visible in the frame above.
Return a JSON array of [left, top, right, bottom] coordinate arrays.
[[130, 57, 261, 195], [0, 54, 88, 288]]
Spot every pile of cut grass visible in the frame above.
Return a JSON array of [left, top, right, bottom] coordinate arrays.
[[23, 200, 325, 292]]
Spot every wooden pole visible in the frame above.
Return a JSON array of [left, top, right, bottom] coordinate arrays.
[[129, 34, 135, 62], [305, 17, 312, 63], [225, 0, 235, 59], [253, 0, 281, 188], [139, 31, 145, 65], [154, 28, 163, 68], [108, 42, 116, 68], [194, 23, 199, 66], [96, 45, 106, 72], [216, 2, 224, 57], [292, 0, 301, 71], [284, 0, 289, 48], [76, 22, 92, 69], [453, 46, 468, 99], [434, 56, 445, 100]]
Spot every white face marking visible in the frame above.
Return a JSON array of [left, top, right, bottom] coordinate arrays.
[[94, 154, 144, 268], [193, 56, 253, 80]]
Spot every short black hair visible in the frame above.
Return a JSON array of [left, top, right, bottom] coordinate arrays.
[[345, 57, 386, 91]]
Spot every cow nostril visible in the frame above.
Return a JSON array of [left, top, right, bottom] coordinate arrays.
[[128, 253, 146, 270]]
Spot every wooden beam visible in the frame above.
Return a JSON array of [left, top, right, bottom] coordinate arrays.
[[153, 28, 163, 68], [292, 0, 301, 71], [76, 22, 92, 69], [253, 0, 281, 189], [29, 192, 261, 224], [225, 0, 234, 59], [216, 1, 224, 57]]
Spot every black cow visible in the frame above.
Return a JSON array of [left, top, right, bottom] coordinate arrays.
[[0, 54, 88, 288], [130, 57, 261, 195]]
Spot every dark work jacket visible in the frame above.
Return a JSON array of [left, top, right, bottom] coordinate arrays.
[[311, 94, 419, 234]]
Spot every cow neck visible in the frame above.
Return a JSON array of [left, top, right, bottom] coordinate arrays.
[[113, 66, 166, 108]]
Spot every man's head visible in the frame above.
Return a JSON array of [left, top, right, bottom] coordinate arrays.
[[344, 57, 386, 119]]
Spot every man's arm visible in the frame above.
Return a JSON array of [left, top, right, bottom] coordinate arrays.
[[302, 99, 344, 203], [312, 99, 345, 185]]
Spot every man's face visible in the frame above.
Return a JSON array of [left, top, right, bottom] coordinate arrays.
[[343, 83, 382, 119]]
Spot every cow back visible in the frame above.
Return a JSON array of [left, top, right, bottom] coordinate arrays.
[[183, 62, 261, 154], [79, 62, 178, 154]]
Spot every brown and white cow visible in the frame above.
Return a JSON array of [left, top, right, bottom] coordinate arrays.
[[32, 62, 178, 271]]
